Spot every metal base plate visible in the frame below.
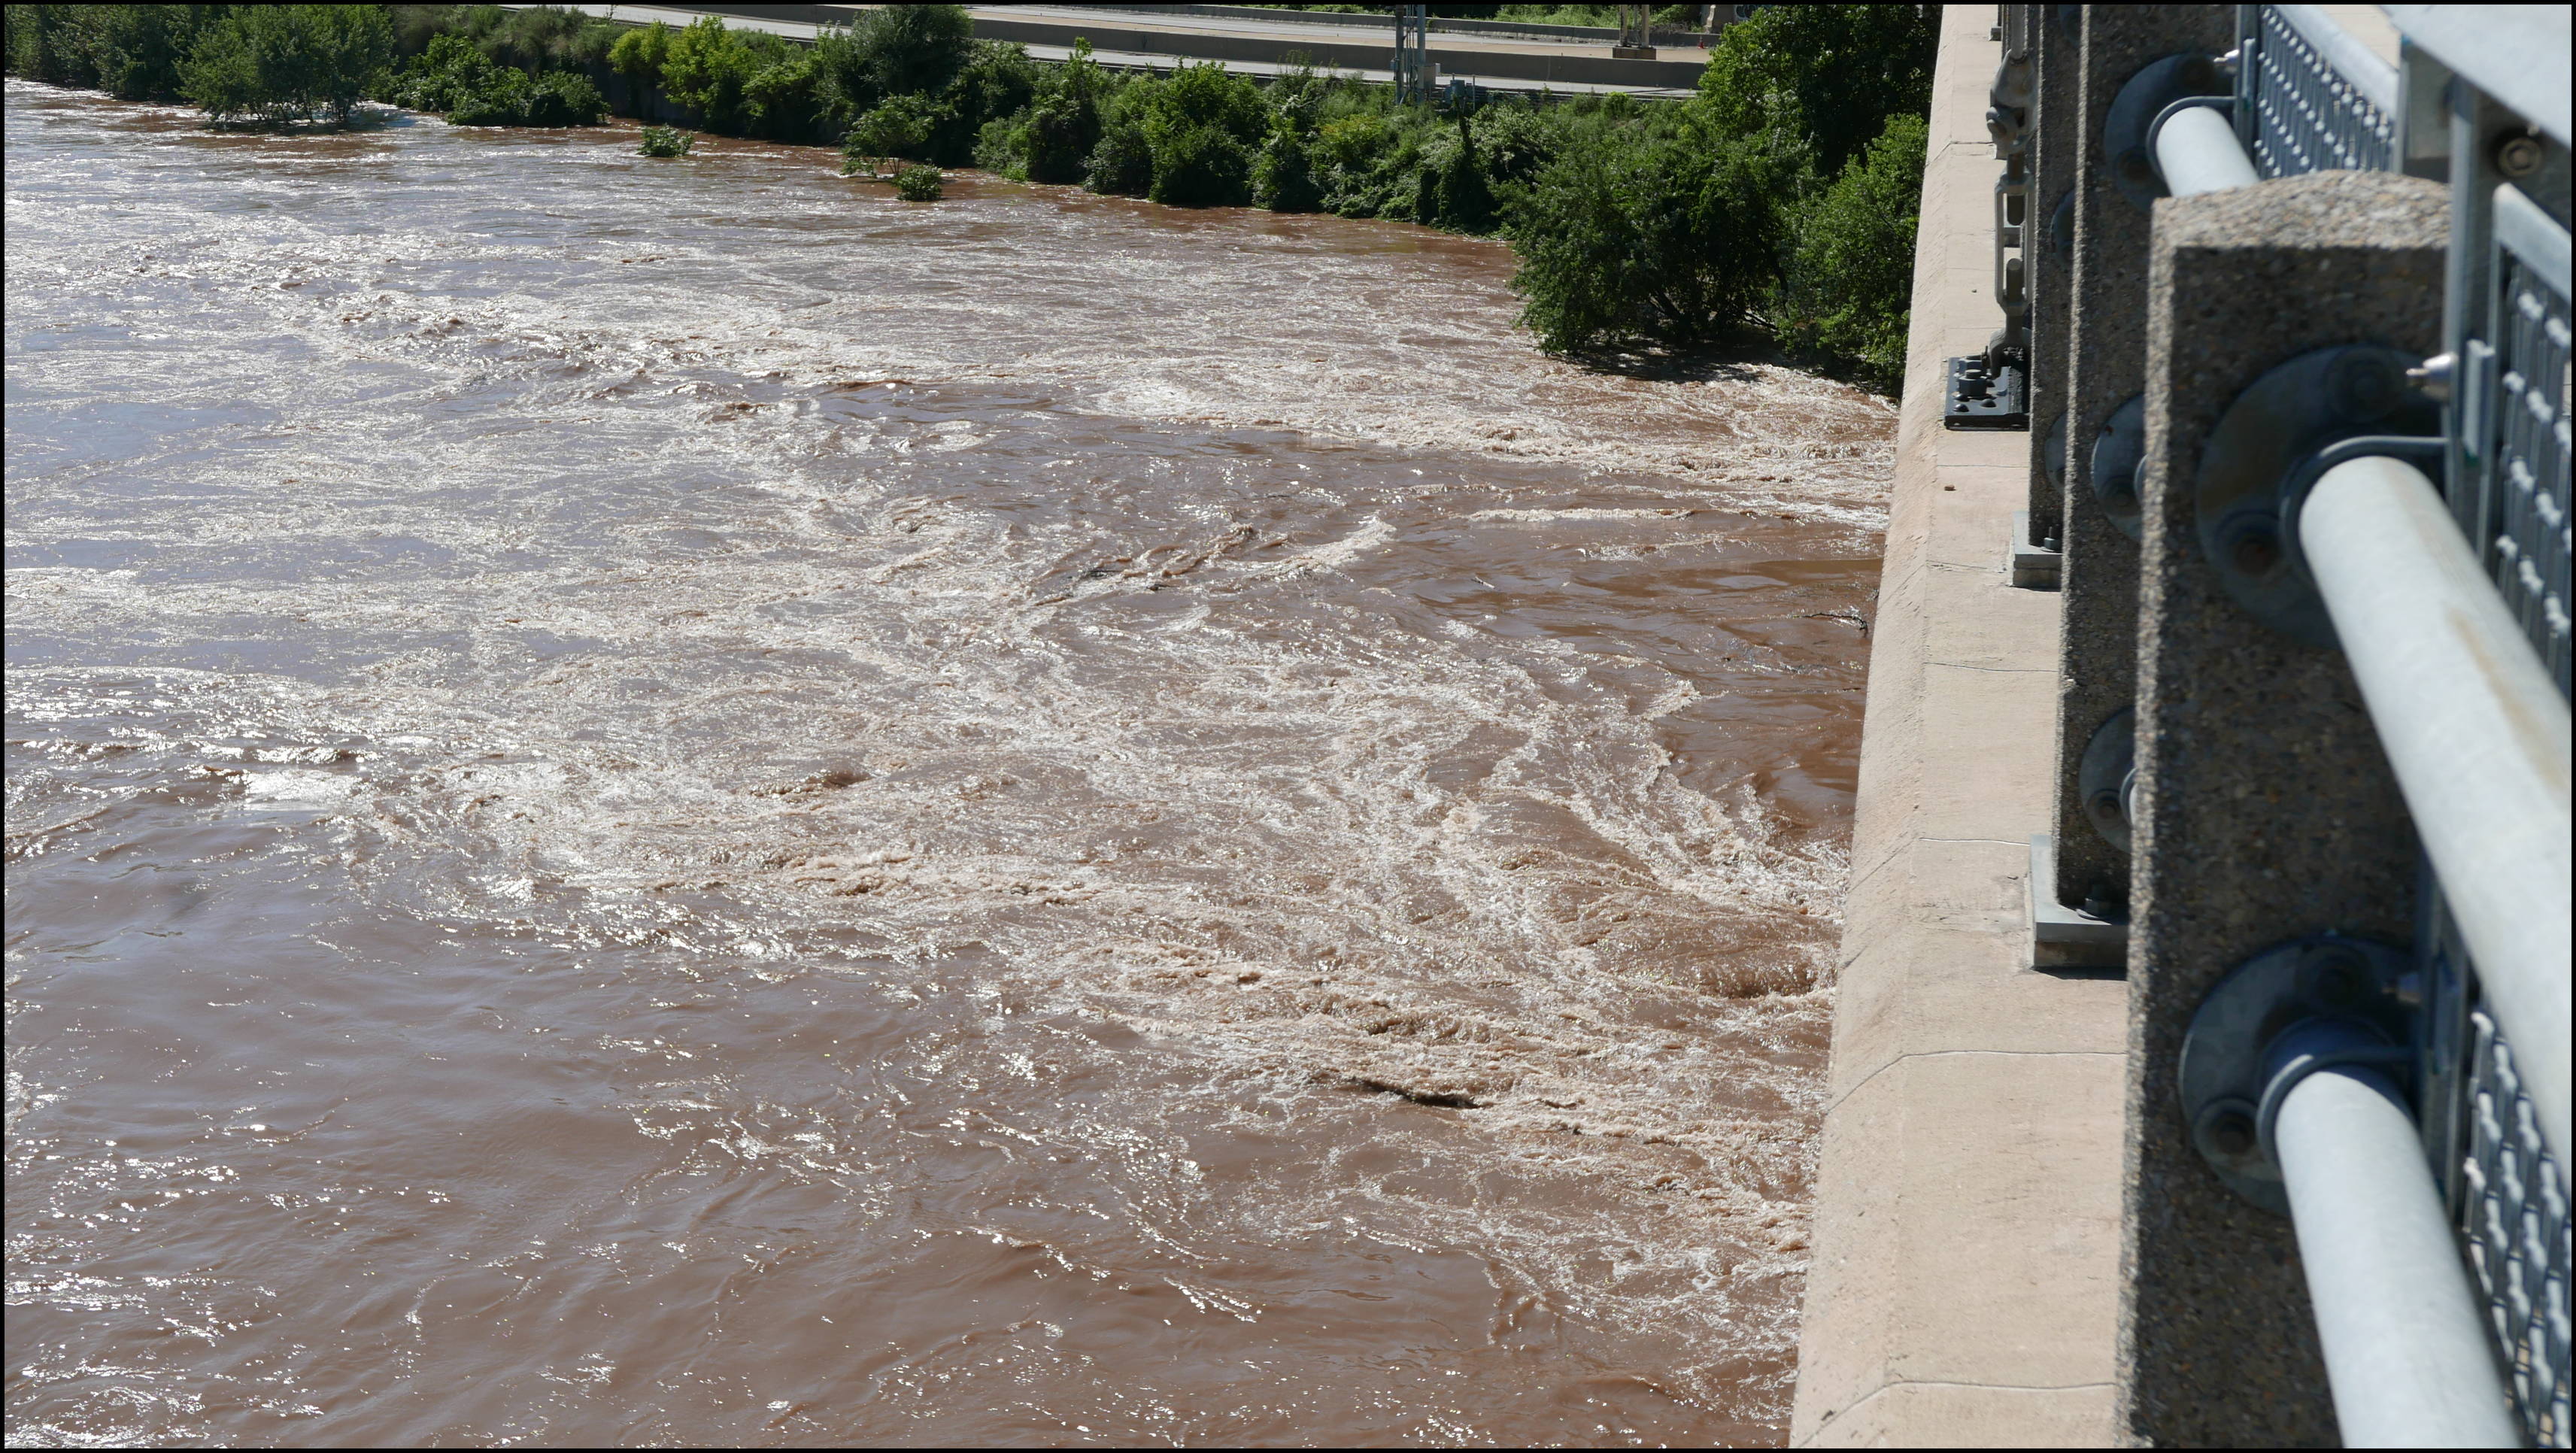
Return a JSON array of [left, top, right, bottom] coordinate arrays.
[[1944, 356, 2028, 430], [2028, 834, 2126, 972], [2010, 509, 2062, 589], [2176, 934, 2412, 1212]]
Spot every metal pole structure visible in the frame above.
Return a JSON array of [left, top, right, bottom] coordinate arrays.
[[2273, 1058, 2522, 1447], [2298, 453, 2574, 1163], [2152, 104, 2259, 196], [1394, 5, 1428, 104]]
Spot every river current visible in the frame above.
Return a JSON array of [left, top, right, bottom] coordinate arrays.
[[5, 85, 1892, 1447]]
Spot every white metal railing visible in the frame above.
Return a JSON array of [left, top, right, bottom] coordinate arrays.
[[2039, 4, 2573, 1442], [2301, 452, 2573, 1164]]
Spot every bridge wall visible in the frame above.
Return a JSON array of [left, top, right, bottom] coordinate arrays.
[[1786, 8, 2128, 1445]]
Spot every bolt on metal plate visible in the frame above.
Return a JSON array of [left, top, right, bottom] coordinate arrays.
[[2192, 345, 2441, 648], [2177, 933, 2414, 1212]]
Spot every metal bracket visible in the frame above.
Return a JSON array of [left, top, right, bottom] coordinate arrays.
[[2089, 393, 2147, 539], [2104, 53, 2230, 209], [2177, 934, 2416, 1212], [1944, 354, 2028, 430], [2195, 346, 2443, 647], [2078, 706, 2136, 853]]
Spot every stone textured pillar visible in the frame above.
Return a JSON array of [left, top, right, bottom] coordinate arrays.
[[2021, 3, 2082, 556], [2119, 169, 2449, 1447], [2047, 5, 2236, 924]]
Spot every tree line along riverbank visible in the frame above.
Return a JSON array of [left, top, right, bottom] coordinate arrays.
[[3, 2, 1933, 387]]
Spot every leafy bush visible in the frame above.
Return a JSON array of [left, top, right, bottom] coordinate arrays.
[[892, 162, 943, 201], [922, 39, 1037, 164], [1433, 116, 1496, 230], [819, 2, 975, 116], [445, 67, 605, 126], [1507, 114, 1797, 353], [607, 20, 674, 120], [1252, 121, 1324, 213], [638, 124, 694, 157], [1778, 111, 1925, 388], [628, 14, 820, 140], [391, 28, 602, 126], [984, 38, 1113, 184], [656, 15, 755, 132], [1083, 88, 1155, 197], [181, 5, 393, 128], [1695, 2, 1937, 180], [842, 91, 946, 169], [1078, 63, 1267, 208], [7, 4, 220, 100], [394, 33, 492, 112], [1148, 123, 1251, 207]]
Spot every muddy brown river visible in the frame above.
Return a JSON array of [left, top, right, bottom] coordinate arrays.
[[4, 84, 1892, 1446]]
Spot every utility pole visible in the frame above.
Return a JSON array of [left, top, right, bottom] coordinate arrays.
[[1393, 4, 1432, 104]]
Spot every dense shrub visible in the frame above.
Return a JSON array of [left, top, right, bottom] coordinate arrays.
[[821, 2, 975, 114], [393, 30, 602, 126], [1252, 122, 1324, 212], [1778, 111, 1926, 388], [444, 66, 604, 126], [1503, 2, 1932, 368], [892, 162, 943, 201], [1083, 83, 1156, 197], [388, 5, 618, 75], [638, 123, 693, 157], [843, 90, 945, 170], [181, 5, 393, 128], [974, 38, 1111, 183], [607, 20, 674, 120], [2, 4, 220, 100], [922, 39, 1037, 164], [1695, 2, 1937, 180]]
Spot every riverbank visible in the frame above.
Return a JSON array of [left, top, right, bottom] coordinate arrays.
[[5, 2, 1934, 387], [1786, 8, 2128, 1446]]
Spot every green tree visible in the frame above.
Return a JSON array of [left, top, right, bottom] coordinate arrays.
[[1779, 111, 1925, 388], [181, 5, 393, 128], [813, 2, 973, 119], [843, 90, 947, 170], [1695, 2, 1937, 180], [656, 15, 755, 132], [1100, 62, 1267, 207], [7, 3, 222, 98], [1507, 114, 1799, 353], [1433, 113, 1495, 231], [607, 20, 673, 120], [975, 39, 1111, 184], [93, 5, 219, 101]]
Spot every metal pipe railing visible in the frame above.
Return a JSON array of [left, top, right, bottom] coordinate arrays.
[[2274, 1052, 2522, 1447], [2153, 102, 2260, 196], [2299, 453, 2574, 1165]]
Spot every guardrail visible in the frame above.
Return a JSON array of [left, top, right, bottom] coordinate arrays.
[[1986, 5, 2571, 1445]]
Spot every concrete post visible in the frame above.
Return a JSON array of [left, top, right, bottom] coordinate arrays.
[[2016, 4, 2082, 581], [2119, 168, 2450, 1446], [2045, 5, 2235, 945]]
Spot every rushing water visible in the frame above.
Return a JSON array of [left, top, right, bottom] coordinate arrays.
[[5, 85, 1892, 1447]]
